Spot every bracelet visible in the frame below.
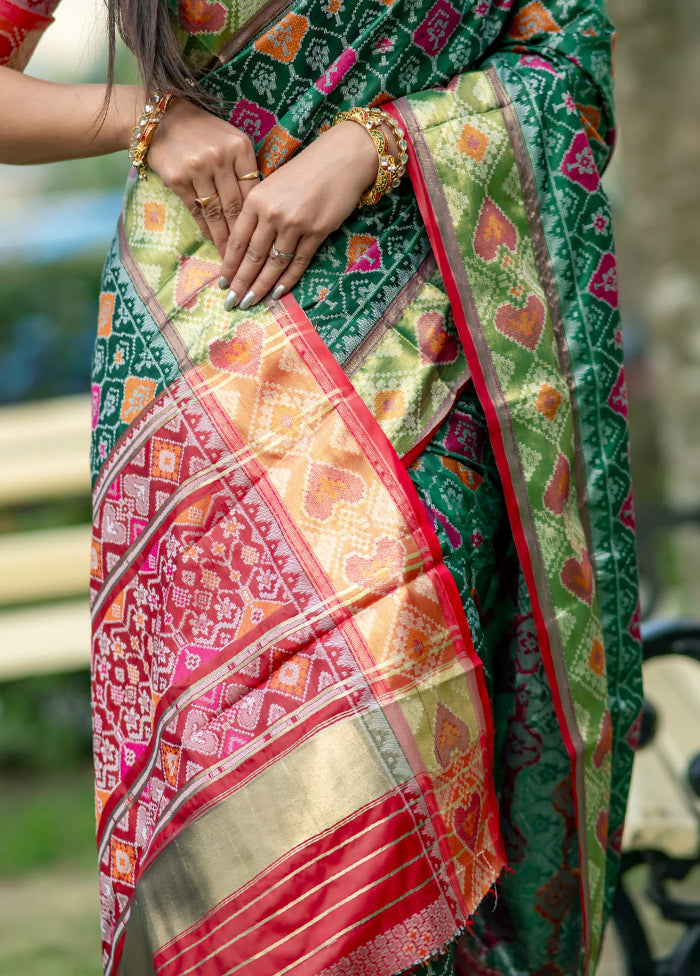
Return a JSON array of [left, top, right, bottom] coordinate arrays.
[[128, 90, 175, 181], [333, 106, 408, 207]]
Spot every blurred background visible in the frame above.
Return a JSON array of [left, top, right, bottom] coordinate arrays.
[[0, 0, 698, 972]]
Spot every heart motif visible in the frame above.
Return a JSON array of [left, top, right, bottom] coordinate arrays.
[[473, 197, 517, 262], [102, 503, 126, 544], [560, 546, 594, 605], [433, 701, 471, 769], [543, 454, 570, 515], [303, 462, 364, 521], [209, 321, 263, 378], [453, 792, 481, 849], [416, 311, 459, 364], [344, 537, 405, 589], [494, 294, 546, 351], [174, 255, 219, 309], [182, 709, 219, 755]]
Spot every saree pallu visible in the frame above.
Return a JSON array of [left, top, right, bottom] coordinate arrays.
[[0, 0, 642, 973]]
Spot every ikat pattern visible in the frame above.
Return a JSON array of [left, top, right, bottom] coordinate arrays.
[[7, 0, 637, 972]]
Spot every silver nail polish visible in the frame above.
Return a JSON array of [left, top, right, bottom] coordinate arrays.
[[224, 290, 238, 311], [271, 284, 286, 301], [239, 289, 256, 311], [218, 276, 230, 290]]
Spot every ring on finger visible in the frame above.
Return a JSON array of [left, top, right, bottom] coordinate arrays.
[[194, 191, 219, 209], [269, 242, 296, 262], [237, 170, 262, 181]]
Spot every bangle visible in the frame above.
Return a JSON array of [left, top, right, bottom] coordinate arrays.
[[333, 106, 408, 207], [128, 90, 175, 181]]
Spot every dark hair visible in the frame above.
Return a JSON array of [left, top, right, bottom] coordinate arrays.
[[105, 0, 212, 108]]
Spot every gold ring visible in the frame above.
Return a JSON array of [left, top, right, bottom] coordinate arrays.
[[269, 243, 296, 261], [237, 170, 262, 181], [194, 192, 218, 209]]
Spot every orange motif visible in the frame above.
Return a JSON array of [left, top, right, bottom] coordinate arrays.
[[111, 838, 136, 884], [560, 546, 594, 605], [254, 13, 310, 63], [434, 702, 471, 769], [369, 90, 393, 107], [346, 233, 376, 269], [441, 456, 483, 491], [161, 743, 181, 787], [536, 382, 562, 420], [97, 292, 115, 337], [90, 540, 102, 580], [120, 376, 157, 424], [236, 598, 285, 639], [143, 200, 166, 232], [543, 454, 570, 515], [508, 1, 561, 40], [374, 389, 405, 420], [588, 638, 606, 677], [576, 103, 606, 146], [104, 591, 125, 624], [457, 122, 489, 161], [151, 439, 183, 482], [270, 657, 311, 697], [174, 497, 212, 527], [258, 124, 303, 176]]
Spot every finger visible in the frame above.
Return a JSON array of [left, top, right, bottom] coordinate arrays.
[[182, 184, 214, 243], [193, 183, 230, 258], [220, 209, 260, 310], [240, 235, 301, 308], [225, 222, 278, 311], [265, 236, 324, 301]]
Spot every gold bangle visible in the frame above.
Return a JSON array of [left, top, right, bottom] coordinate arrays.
[[332, 106, 408, 207], [128, 90, 175, 182]]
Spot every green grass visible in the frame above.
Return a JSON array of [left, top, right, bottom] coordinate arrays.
[[0, 765, 96, 876]]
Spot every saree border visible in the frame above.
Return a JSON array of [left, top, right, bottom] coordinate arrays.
[[384, 86, 595, 966]]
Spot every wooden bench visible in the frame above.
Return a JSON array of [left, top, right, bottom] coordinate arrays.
[[614, 620, 700, 976], [0, 395, 92, 680]]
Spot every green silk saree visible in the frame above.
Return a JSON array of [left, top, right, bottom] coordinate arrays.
[[0, 0, 642, 973]]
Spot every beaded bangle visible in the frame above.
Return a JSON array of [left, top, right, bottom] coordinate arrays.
[[333, 106, 409, 207], [128, 90, 175, 181]]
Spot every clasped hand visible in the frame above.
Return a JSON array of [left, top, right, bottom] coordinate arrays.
[[148, 99, 379, 310]]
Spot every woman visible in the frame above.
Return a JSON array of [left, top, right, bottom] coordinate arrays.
[[0, 1, 642, 973]]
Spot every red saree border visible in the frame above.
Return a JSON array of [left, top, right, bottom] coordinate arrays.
[[383, 95, 591, 960]]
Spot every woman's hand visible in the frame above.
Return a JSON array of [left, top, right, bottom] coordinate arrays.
[[218, 121, 380, 310], [147, 98, 260, 258]]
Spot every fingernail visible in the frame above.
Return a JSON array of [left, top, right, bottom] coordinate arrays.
[[224, 290, 238, 311], [218, 276, 230, 290], [271, 284, 286, 301], [239, 290, 256, 311]]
